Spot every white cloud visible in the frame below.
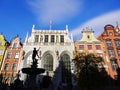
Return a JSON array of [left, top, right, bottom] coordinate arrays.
[[71, 9, 120, 40], [27, 0, 82, 24]]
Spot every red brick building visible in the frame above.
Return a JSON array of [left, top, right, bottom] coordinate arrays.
[[98, 24, 120, 79], [0, 35, 23, 84]]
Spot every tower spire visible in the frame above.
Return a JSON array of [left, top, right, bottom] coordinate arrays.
[[32, 24, 35, 32], [116, 21, 119, 26], [25, 32, 29, 42], [66, 25, 69, 34]]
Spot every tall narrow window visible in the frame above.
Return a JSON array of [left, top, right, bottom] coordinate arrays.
[[115, 39, 120, 46], [14, 52, 19, 58], [117, 49, 120, 56], [7, 52, 12, 59], [106, 40, 112, 46], [4, 63, 9, 71], [60, 35, 64, 43], [110, 59, 118, 71], [13, 43, 17, 49], [61, 54, 71, 83], [51, 35, 54, 43], [12, 63, 17, 71], [45, 35, 48, 43], [0, 49, 3, 55], [35, 35, 39, 43], [108, 49, 115, 57], [44, 54, 53, 71]]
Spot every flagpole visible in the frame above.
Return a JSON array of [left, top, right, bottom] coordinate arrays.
[[50, 20, 52, 30]]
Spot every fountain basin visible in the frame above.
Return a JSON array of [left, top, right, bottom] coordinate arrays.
[[22, 68, 45, 75]]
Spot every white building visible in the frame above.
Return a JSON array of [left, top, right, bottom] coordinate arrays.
[[20, 25, 75, 86]]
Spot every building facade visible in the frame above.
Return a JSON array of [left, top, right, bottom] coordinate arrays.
[[74, 27, 108, 70], [98, 24, 120, 79], [0, 35, 23, 84], [0, 34, 8, 71], [20, 25, 75, 86], [74, 27, 103, 56]]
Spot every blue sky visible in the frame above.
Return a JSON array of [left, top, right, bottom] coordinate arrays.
[[0, 0, 120, 42]]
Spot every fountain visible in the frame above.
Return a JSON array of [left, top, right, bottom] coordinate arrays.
[[22, 47, 45, 90]]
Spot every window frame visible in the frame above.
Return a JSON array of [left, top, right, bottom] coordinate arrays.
[[108, 49, 115, 57], [14, 52, 19, 59], [96, 45, 101, 50], [106, 39, 112, 46], [114, 39, 120, 46], [87, 45, 92, 50], [4, 63, 9, 71], [51, 35, 55, 43], [7, 52, 12, 59], [60, 35, 64, 43], [12, 63, 17, 71], [110, 59, 118, 71], [79, 45, 84, 50], [45, 35, 48, 43], [13, 43, 17, 49], [34, 35, 39, 43]]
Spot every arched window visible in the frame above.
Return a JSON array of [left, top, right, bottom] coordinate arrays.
[[12, 63, 17, 71], [61, 54, 71, 83], [4, 63, 9, 71], [44, 54, 53, 71]]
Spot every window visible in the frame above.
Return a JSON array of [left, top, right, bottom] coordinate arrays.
[[108, 49, 115, 57], [115, 39, 120, 46], [106, 40, 112, 46], [45, 35, 48, 43], [88, 45, 92, 50], [35, 35, 39, 43], [60, 35, 64, 43], [0, 41, 2, 45], [12, 63, 17, 71], [4, 63, 9, 71], [117, 49, 120, 56], [14, 52, 19, 58], [79, 45, 84, 50], [7, 52, 12, 59], [51, 35, 54, 43], [44, 54, 53, 71], [61, 54, 71, 83], [96, 45, 101, 50], [0, 49, 3, 55], [13, 43, 17, 49], [110, 60, 118, 71]]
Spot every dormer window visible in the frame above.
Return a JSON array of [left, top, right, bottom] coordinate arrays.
[[13, 43, 17, 49]]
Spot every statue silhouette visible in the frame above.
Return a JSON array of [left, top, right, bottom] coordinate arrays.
[[32, 48, 39, 62]]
